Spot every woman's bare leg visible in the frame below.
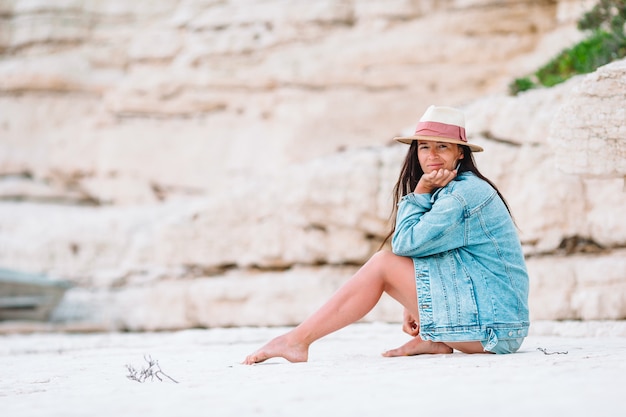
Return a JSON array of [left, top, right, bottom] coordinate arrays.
[[382, 337, 453, 357], [382, 338, 488, 355], [242, 250, 451, 364], [447, 341, 490, 354]]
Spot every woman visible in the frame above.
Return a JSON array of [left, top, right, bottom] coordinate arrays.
[[243, 105, 529, 364]]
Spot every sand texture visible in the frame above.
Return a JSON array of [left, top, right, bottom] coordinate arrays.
[[1, 321, 625, 417]]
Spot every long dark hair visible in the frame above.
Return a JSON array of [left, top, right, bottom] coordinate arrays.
[[380, 142, 514, 248]]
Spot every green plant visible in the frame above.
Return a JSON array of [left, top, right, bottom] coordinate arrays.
[[508, 0, 626, 95], [508, 77, 535, 95], [577, 0, 626, 34], [535, 30, 624, 86]]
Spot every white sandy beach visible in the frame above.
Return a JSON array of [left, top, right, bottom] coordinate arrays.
[[1, 321, 625, 417]]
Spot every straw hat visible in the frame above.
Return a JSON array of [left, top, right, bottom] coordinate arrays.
[[394, 105, 483, 152]]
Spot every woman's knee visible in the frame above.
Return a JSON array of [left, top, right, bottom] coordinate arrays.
[[369, 250, 415, 292], [371, 249, 412, 270], [369, 250, 403, 273], [370, 249, 405, 264], [370, 249, 392, 261]]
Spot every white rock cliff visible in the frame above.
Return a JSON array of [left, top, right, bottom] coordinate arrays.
[[0, 0, 624, 330]]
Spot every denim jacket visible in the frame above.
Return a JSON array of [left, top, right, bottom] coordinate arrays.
[[391, 172, 529, 347]]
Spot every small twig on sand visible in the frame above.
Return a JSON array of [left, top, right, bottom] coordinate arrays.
[[537, 347, 568, 355], [125, 355, 179, 383]]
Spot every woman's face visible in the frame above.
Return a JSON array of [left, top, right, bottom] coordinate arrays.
[[416, 140, 464, 173]]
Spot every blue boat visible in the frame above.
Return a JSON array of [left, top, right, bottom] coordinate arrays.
[[0, 267, 72, 321]]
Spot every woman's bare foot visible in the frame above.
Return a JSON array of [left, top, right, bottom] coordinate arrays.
[[242, 333, 310, 365], [382, 336, 453, 357]]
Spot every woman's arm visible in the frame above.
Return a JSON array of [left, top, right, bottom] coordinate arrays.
[[401, 307, 420, 336], [391, 192, 466, 258]]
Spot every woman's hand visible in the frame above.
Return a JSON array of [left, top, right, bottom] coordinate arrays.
[[414, 168, 457, 194], [402, 308, 420, 337]]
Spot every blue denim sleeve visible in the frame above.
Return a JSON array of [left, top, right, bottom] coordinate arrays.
[[391, 192, 466, 257]]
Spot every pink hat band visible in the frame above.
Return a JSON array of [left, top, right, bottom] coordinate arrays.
[[414, 121, 467, 143], [393, 105, 483, 152]]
